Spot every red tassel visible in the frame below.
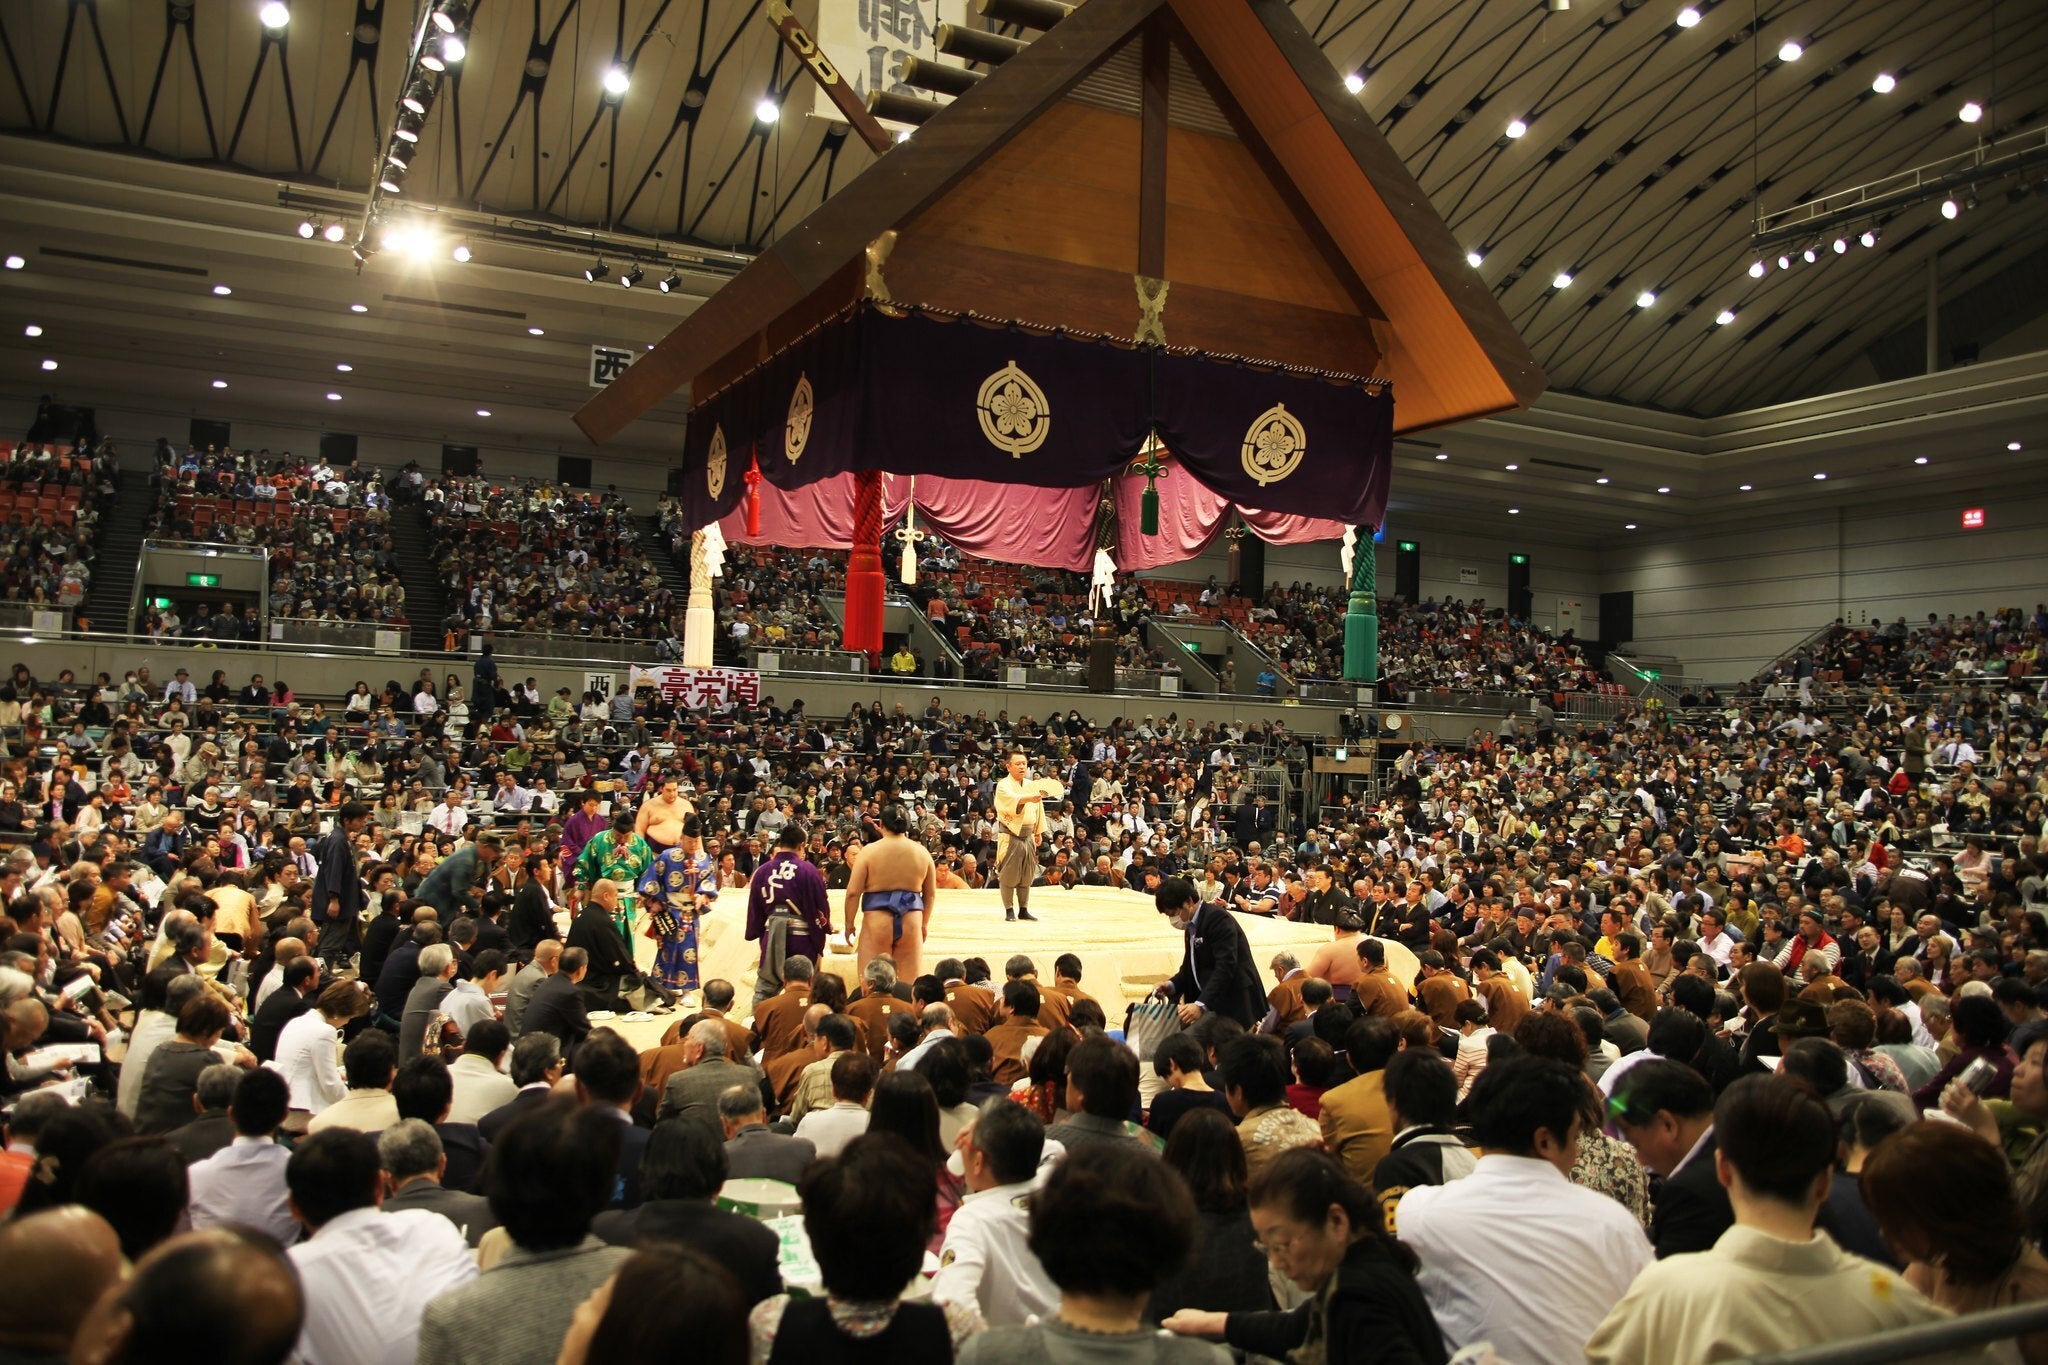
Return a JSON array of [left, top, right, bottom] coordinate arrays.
[[743, 454, 763, 537]]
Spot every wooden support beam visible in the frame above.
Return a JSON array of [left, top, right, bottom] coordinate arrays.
[[1137, 21, 1168, 282]]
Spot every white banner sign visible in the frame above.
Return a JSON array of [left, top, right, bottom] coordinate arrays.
[[810, 0, 973, 133], [1458, 566, 1479, 585], [628, 665, 763, 710], [589, 344, 638, 389], [584, 671, 617, 702]]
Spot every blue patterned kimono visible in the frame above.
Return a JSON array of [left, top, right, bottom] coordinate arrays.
[[639, 844, 717, 994]]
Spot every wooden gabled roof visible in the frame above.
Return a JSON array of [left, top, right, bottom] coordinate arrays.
[[574, 0, 1544, 446]]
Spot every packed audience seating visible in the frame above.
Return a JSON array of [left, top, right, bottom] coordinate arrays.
[[1763, 609, 2048, 693], [5, 602, 2048, 1361], [141, 441, 683, 647], [1245, 590, 1607, 693], [0, 440, 117, 620], [143, 443, 407, 635], [430, 477, 676, 650]]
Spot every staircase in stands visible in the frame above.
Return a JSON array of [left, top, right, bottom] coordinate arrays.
[[84, 469, 151, 634], [393, 501, 451, 656]]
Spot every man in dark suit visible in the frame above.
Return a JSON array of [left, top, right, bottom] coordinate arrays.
[[507, 856, 561, 952], [592, 1118, 783, 1305], [374, 923, 440, 1027], [1298, 865, 1362, 931], [310, 800, 372, 968], [573, 1030, 651, 1210], [1233, 794, 1277, 848], [504, 941, 561, 1038], [1610, 1060, 1730, 1257], [1155, 876, 1265, 1028], [250, 956, 320, 1061], [1593, 987, 1650, 1055], [394, 1055, 492, 1194], [165, 1063, 241, 1164], [477, 1032, 566, 1142], [377, 1118, 497, 1246], [718, 1084, 815, 1184], [565, 897, 640, 1013], [520, 948, 596, 1064]]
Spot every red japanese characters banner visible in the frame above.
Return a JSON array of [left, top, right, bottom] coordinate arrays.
[[626, 665, 762, 709]]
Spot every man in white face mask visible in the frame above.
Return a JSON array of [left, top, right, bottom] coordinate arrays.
[[1153, 876, 1264, 1029]]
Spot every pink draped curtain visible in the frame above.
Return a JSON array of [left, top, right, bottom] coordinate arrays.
[[719, 473, 1100, 571]]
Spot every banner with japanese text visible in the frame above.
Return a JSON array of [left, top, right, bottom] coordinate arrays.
[[627, 665, 762, 710]]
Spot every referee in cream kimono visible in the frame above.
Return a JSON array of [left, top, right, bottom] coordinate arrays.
[[994, 751, 1049, 923]]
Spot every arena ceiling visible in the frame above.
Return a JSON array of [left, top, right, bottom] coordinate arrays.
[[1, 0, 2046, 537]]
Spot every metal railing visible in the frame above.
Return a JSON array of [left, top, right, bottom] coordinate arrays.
[[1736, 1297, 2048, 1363], [272, 619, 402, 653], [0, 602, 70, 634], [750, 646, 868, 675]]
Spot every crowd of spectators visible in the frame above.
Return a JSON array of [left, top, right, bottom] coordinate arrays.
[[3, 602, 2048, 1361], [0, 440, 117, 621], [430, 477, 676, 650], [141, 443, 689, 648], [1766, 608, 2048, 694], [1244, 590, 1605, 694], [142, 443, 407, 636], [691, 525, 1609, 699]]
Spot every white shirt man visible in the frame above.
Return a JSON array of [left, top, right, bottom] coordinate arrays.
[[290, 1207, 477, 1365], [930, 1106, 1059, 1327], [793, 1100, 871, 1160], [446, 1049, 518, 1125], [188, 1133, 299, 1246], [426, 796, 469, 838], [441, 972, 499, 1042], [1397, 1061, 1654, 1363]]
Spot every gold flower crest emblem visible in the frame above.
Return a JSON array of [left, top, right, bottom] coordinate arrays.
[[785, 373, 813, 463], [706, 424, 728, 498], [976, 360, 1051, 458], [1241, 403, 1306, 486]]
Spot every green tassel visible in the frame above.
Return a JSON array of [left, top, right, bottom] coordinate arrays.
[[1141, 484, 1160, 536]]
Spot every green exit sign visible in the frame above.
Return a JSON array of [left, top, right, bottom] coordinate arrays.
[[1183, 642, 1199, 652], [1640, 668, 1662, 681], [1510, 553, 1529, 565], [186, 573, 221, 588], [149, 597, 174, 610], [1397, 540, 1419, 552]]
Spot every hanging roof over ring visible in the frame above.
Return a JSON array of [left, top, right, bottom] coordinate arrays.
[[576, 0, 1545, 445]]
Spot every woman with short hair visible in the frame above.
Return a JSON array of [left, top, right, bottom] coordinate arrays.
[[1164, 1146, 1445, 1364]]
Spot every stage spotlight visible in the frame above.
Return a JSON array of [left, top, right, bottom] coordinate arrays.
[[621, 264, 645, 289], [658, 272, 682, 294], [402, 79, 435, 115], [584, 258, 608, 283], [297, 218, 317, 239]]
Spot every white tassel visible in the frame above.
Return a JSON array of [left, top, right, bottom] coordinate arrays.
[[701, 520, 727, 578], [1090, 548, 1116, 613], [1340, 525, 1357, 581], [900, 538, 916, 586]]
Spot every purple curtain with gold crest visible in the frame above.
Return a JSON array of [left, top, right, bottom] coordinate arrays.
[[684, 303, 1391, 570]]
